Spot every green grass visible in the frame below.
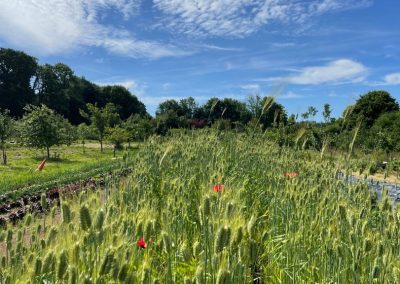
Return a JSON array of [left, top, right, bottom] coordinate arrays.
[[0, 142, 139, 198], [1, 131, 399, 283]]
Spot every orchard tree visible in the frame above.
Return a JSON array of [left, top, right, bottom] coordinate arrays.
[[0, 109, 14, 165], [106, 127, 130, 157], [19, 105, 73, 158], [77, 123, 93, 153], [81, 103, 120, 152], [123, 114, 155, 143]]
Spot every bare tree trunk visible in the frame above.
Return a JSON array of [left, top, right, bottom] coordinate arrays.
[[46, 146, 50, 159], [100, 140, 103, 152]]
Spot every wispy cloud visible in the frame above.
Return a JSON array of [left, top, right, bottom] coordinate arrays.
[[240, 84, 261, 91], [367, 72, 400, 86], [278, 91, 304, 99], [383, 73, 400, 85], [153, 0, 373, 37], [96, 79, 147, 96], [264, 59, 368, 85], [0, 0, 187, 59]]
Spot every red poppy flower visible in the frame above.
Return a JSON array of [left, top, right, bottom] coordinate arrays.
[[213, 184, 224, 192], [284, 172, 298, 178], [137, 236, 147, 249]]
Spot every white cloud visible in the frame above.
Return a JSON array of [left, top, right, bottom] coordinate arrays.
[[153, 0, 372, 37], [0, 0, 187, 59], [279, 91, 304, 99], [384, 73, 400, 85], [97, 79, 147, 95], [162, 83, 172, 90], [240, 84, 261, 91], [267, 59, 368, 85]]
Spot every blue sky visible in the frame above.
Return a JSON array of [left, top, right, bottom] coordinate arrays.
[[1, 0, 399, 118]]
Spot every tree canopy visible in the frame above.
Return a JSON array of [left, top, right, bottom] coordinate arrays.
[[19, 105, 74, 158], [348, 90, 399, 128], [0, 48, 38, 117]]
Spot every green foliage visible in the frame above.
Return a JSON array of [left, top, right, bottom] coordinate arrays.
[[106, 126, 130, 149], [19, 104, 74, 157], [123, 114, 155, 142], [81, 103, 120, 151], [0, 109, 14, 164], [348, 90, 399, 128], [3, 131, 400, 283], [0, 48, 38, 117]]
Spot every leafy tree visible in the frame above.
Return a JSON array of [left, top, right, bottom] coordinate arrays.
[[123, 114, 155, 143], [0, 48, 38, 117], [348, 90, 399, 128], [156, 100, 184, 117], [101, 85, 147, 120], [247, 94, 263, 119], [307, 106, 318, 119], [155, 111, 189, 135], [0, 109, 14, 165], [322, 104, 332, 123], [247, 96, 287, 129], [258, 97, 287, 129], [371, 111, 400, 159], [64, 77, 102, 125], [80, 103, 120, 152], [34, 63, 74, 118], [19, 105, 73, 158], [179, 97, 198, 119], [77, 123, 93, 153], [106, 127, 130, 157], [202, 97, 251, 126]]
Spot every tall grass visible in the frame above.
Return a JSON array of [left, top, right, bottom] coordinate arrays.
[[0, 130, 399, 283]]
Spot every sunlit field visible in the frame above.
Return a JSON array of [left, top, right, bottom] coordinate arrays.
[[0, 143, 136, 200], [1, 131, 398, 283]]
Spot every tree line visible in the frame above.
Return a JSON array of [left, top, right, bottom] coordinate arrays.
[[0, 48, 147, 122], [1, 48, 400, 169]]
